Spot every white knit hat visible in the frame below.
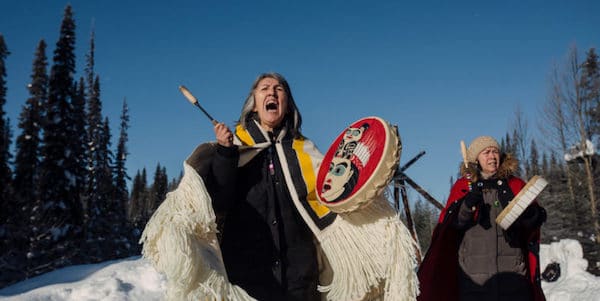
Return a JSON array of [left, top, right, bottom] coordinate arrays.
[[467, 136, 499, 162]]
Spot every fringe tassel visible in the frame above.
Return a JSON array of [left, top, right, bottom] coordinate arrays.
[[140, 163, 255, 301], [317, 195, 420, 301], [140, 162, 419, 301]]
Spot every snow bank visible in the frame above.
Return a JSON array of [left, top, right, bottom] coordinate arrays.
[[1, 239, 600, 300], [540, 239, 600, 301]]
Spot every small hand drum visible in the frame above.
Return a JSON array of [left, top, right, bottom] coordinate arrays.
[[316, 116, 401, 213], [496, 175, 548, 230]]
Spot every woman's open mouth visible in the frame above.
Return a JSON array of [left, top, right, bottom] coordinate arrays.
[[266, 100, 278, 111]]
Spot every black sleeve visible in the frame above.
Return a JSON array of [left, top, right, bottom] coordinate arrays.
[[209, 144, 239, 214]]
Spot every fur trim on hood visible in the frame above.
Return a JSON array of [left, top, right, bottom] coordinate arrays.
[[460, 153, 519, 182]]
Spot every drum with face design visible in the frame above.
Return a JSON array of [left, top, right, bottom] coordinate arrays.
[[316, 116, 401, 213]]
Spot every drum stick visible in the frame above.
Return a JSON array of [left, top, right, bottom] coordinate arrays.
[[460, 140, 473, 191], [178, 85, 241, 145], [179, 85, 218, 126]]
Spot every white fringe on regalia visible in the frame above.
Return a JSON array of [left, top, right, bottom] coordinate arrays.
[[141, 134, 419, 301]]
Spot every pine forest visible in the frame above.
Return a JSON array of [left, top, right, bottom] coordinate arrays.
[[1, 4, 599, 289]]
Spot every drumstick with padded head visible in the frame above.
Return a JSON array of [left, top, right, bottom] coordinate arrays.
[[179, 85, 241, 145], [460, 140, 473, 191], [179, 85, 218, 126]]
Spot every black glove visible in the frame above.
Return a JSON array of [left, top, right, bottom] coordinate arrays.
[[463, 190, 484, 208], [518, 205, 547, 229]]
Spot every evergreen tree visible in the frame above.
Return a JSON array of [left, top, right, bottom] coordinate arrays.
[[84, 75, 104, 219], [83, 29, 101, 229], [581, 50, 600, 258], [168, 170, 183, 192], [114, 99, 130, 211], [561, 47, 600, 272], [97, 116, 131, 259], [83, 115, 116, 262], [527, 139, 540, 178], [80, 38, 118, 262], [541, 153, 549, 176], [14, 40, 46, 216], [412, 199, 436, 253], [129, 168, 149, 239], [140, 168, 149, 221], [71, 77, 87, 221], [6, 40, 48, 284], [98, 117, 115, 203], [72, 78, 89, 262], [500, 133, 515, 155], [578, 48, 600, 272], [540, 153, 575, 243], [113, 100, 138, 256], [129, 170, 145, 224], [148, 164, 168, 215], [80, 29, 95, 226], [582, 48, 600, 139], [66, 77, 87, 264], [34, 5, 83, 276], [0, 35, 11, 204], [83, 75, 101, 236], [0, 33, 19, 287], [0, 34, 11, 207], [85, 29, 95, 93]]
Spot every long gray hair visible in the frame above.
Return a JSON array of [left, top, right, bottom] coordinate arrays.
[[239, 72, 303, 138]]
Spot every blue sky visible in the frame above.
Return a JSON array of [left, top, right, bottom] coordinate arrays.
[[1, 0, 598, 204]]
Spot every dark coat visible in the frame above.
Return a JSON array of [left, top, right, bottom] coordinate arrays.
[[202, 121, 319, 301], [417, 155, 546, 301]]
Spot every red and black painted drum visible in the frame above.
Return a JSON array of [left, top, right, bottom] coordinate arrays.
[[316, 116, 401, 213]]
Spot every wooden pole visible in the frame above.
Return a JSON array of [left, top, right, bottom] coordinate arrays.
[[398, 178, 422, 263], [402, 174, 445, 210]]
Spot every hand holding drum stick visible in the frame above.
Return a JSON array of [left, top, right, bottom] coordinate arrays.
[[178, 85, 238, 146]]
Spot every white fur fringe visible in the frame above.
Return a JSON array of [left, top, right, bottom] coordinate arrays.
[[317, 194, 420, 301], [140, 163, 255, 301], [140, 162, 419, 301]]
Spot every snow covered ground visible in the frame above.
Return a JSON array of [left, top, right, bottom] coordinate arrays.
[[0, 258, 165, 300], [541, 239, 600, 301], [0, 239, 598, 300]]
